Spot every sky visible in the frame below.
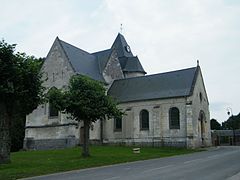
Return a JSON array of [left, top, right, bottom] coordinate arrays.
[[1, 0, 239, 123]]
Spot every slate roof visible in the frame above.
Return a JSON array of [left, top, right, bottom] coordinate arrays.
[[56, 33, 146, 82], [58, 38, 104, 82], [108, 67, 199, 103], [92, 49, 111, 74], [119, 56, 146, 73], [111, 33, 134, 57], [93, 33, 146, 74]]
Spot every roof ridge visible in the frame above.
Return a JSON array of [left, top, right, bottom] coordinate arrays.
[[111, 33, 123, 48], [92, 48, 113, 74], [92, 48, 111, 55], [189, 66, 200, 95], [56, 37, 76, 72], [58, 38, 92, 55], [117, 33, 125, 45], [95, 53, 101, 75], [56, 37, 104, 82], [108, 65, 199, 103], [113, 66, 197, 82]]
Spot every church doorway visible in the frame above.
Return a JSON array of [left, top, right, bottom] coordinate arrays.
[[199, 110, 206, 147]]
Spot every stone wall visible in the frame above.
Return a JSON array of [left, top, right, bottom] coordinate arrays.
[[102, 49, 124, 84], [25, 124, 78, 139], [190, 69, 211, 148], [24, 137, 77, 150], [103, 97, 189, 147], [24, 38, 79, 149], [24, 38, 211, 150], [102, 69, 211, 148]]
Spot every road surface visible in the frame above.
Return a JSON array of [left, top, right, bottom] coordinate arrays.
[[23, 146, 240, 180]]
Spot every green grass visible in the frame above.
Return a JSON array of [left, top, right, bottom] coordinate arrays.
[[0, 146, 202, 180]]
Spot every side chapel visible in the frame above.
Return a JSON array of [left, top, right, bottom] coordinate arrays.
[[24, 33, 211, 149]]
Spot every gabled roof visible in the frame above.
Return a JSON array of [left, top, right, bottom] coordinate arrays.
[[92, 49, 111, 74], [108, 67, 199, 103], [93, 33, 146, 75], [53, 33, 146, 82], [57, 38, 104, 82]]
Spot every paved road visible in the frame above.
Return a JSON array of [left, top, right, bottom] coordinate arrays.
[[23, 146, 240, 180]]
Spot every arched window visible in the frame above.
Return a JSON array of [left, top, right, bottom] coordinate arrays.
[[199, 110, 205, 122], [199, 110, 206, 145], [48, 87, 59, 118], [114, 117, 122, 131], [140, 109, 149, 130], [49, 102, 58, 117], [169, 107, 180, 129]]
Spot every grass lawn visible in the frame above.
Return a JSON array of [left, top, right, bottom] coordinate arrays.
[[0, 146, 202, 180]]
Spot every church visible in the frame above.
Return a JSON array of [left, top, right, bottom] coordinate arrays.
[[24, 33, 211, 149]]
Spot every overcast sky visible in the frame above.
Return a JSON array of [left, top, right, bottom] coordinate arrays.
[[1, 0, 239, 123]]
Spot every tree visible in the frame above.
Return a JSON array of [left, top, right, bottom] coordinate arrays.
[[10, 58, 44, 152], [10, 115, 25, 152], [210, 119, 221, 130], [48, 75, 122, 157], [222, 113, 240, 130], [0, 40, 44, 164], [222, 113, 240, 145]]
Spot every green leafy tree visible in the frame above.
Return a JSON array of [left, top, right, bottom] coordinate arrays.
[[10, 58, 44, 152], [222, 113, 240, 145], [48, 75, 122, 157], [222, 113, 240, 130], [0, 40, 44, 164], [210, 119, 221, 130], [10, 115, 25, 152]]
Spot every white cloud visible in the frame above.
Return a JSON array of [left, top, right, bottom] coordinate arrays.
[[1, 0, 239, 122], [102, 0, 240, 122]]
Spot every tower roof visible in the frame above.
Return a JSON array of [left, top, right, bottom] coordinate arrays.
[[93, 33, 146, 74], [111, 33, 134, 58], [52, 33, 146, 82], [118, 56, 146, 73]]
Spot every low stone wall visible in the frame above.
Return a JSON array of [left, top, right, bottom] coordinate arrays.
[[103, 138, 187, 148], [23, 136, 77, 150], [23, 137, 187, 150]]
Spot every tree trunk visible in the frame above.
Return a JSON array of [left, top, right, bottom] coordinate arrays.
[[0, 102, 11, 164], [82, 120, 90, 157]]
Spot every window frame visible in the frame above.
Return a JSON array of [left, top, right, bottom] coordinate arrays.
[[114, 117, 122, 132], [48, 102, 59, 118], [199, 92, 203, 102], [140, 109, 149, 130], [169, 107, 180, 129]]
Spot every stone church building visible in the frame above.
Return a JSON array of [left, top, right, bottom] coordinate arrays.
[[24, 33, 211, 149]]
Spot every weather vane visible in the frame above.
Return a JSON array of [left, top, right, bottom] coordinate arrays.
[[120, 24, 123, 34]]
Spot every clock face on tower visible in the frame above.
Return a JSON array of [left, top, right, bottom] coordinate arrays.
[[125, 45, 131, 53]]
